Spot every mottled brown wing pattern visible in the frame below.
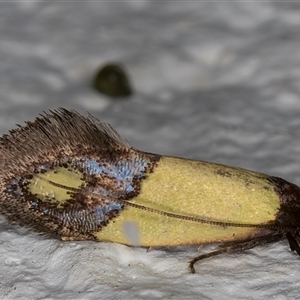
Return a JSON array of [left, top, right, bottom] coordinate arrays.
[[0, 108, 160, 239]]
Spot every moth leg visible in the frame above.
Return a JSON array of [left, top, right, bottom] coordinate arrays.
[[189, 233, 283, 274], [286, 232, 300, 256]]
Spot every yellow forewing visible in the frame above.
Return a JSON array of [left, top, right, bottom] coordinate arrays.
[[28, 167, 84, 206], [94, 156, 281, 246]]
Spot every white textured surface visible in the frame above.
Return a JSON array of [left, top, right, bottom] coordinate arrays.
[[1, 2, 300, 299]]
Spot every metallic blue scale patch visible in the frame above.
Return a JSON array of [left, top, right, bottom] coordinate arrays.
[[74, 155, 149, 195], [94, 202, 123, 226], [6, 178, 24, 196], [38, 201, 123, 229], [77, 156, 148, 178], [38, 163, 51, 171]]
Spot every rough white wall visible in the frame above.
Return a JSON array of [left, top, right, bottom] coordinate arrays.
[[1, 2, 300, 299]]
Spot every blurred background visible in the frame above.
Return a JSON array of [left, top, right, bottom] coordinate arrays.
[[1, 2, 300, 299]]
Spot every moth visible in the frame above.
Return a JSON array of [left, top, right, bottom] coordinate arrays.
[[0, 108, 300, 273]]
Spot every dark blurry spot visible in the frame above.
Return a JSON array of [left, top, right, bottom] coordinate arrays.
[[93, 63, 133, 98]]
